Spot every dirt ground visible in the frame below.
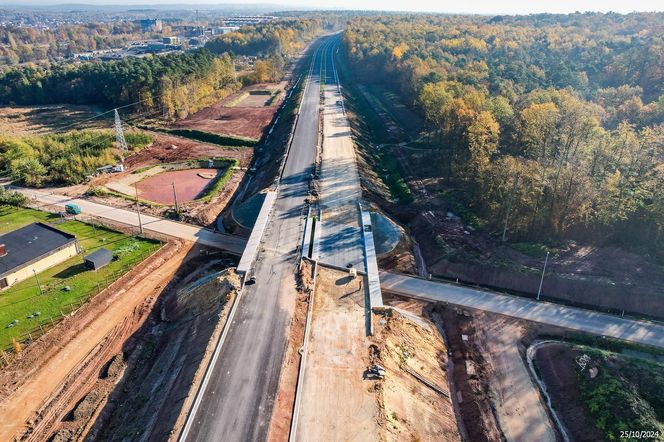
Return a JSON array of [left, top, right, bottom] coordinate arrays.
[[293, 266, 458, 441], [89, 259, 240, 441], [373, 311, 460, 441], [436, 307, 560, 442], [171, 83, 285, 140], [473, 312, 557, 442], [0, 105, 106, 136], [266, 261, 313, 442], [0, 241, 188, 441], [295, 266, 380, 441], [135, 168, 220, 204], [49, 132, 251, 227]]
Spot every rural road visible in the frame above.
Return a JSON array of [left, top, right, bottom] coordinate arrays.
[[380, 271, 664, 349], [12, 187, 246, 254], [182, 37, 329, 441]]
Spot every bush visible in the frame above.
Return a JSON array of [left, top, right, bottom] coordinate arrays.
[[0, 188, 28, 207]]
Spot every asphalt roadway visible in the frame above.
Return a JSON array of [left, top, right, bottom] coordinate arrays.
[[182, 38, 330, 441], [380, 271, 664, 349]]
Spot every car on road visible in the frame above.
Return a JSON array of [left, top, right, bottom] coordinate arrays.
[[246, 275, 257, 285]]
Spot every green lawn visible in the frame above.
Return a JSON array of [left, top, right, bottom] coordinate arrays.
[[0, 206, 161, 351]]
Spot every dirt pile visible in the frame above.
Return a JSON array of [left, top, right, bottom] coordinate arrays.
[[372, 310, 460, 441], [168, 270, 240, 321]]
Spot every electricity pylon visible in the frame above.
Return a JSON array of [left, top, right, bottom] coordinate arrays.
[[114, 108, 128, 155]]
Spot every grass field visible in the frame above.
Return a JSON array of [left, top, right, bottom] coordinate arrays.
[[0, 206, 160, 351]]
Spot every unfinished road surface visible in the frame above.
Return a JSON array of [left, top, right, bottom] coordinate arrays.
[[317, 38, 364, 270], [181, 38, 330, 441], [380, 272, 664, 349]]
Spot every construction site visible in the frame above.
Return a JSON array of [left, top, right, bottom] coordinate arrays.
[[0, 31, 663, 442], [0, 241, 241, 441]]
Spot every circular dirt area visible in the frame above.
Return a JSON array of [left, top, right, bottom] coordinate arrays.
[[136, 168, 220, 205]]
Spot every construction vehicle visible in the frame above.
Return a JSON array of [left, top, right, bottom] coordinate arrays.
[[365, 364, 385, 380]]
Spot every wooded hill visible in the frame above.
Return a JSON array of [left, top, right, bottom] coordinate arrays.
[[343, 12, 664, 257]]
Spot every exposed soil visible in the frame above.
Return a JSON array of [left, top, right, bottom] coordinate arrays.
[[434, 307, 503, 442], [47, 131, 252, 228], [171, 83, 285, 140], [122, 132, 252, 169], [135, 168, 220, 204], [534, 343, 605, 442], [266, 261, 312, 442], [88, 257, 240, 441], [290, 266, 459, 441], [0, 241, 187, 441], [373, 310, 460, 441], [293, 266, 380, 441]]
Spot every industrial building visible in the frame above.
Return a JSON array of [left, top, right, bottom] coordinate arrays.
[[0, 223, 79, 289]]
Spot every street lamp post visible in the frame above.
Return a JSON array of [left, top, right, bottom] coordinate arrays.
[[536, 251, 550, 301]]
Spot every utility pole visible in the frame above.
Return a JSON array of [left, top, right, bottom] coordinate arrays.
[[172, 182, 180, 213], [33, 269, 43, 295], [134, 185, 144, 235], [536, 251, 550, 301]]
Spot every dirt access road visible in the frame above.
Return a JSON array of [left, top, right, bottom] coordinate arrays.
[[473, 313, 557, 442], [0, 241, 191, 441]]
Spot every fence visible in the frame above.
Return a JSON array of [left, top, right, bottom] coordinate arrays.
[[0, 246, 158, 368]]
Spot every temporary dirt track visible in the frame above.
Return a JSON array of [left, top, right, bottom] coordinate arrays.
[[0, 241, 191, 441]]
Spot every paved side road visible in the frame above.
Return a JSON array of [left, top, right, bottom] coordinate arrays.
[[380, 271, 664, 349], [14, 187, 246, 254]]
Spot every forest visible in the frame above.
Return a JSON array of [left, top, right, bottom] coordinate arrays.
[[0, 49, 237, 119], [205, 16, 343, 82], [342, 13, 664, 256], [0, 17, 338, 115]]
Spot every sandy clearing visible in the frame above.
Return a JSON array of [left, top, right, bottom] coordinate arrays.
[[0, 242, 192, 441]]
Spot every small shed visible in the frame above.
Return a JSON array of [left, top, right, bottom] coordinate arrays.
[[84, 248, 113, 270]]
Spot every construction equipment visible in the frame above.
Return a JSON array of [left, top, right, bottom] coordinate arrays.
[[365, 364, 385, 380]]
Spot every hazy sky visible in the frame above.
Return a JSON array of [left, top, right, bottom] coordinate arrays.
[[271, 0, 664, 14], [11, 0, 664, 14]]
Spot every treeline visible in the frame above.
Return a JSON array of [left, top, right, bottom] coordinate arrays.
[[206, 16, 342, 83], [342, 13, 664, 254], [0, 130, 152, 186], [0, 22, 153, 66], [0, 49, 238, 119]]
